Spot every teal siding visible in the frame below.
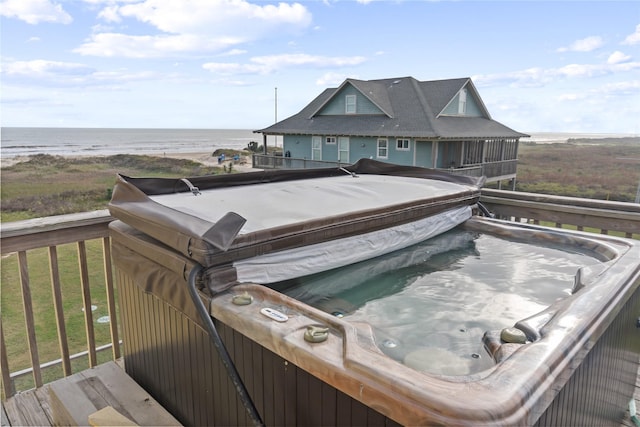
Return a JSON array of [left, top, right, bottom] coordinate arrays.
[[283, 135, 312, 158], [389, 139, 413, 164], [284, 134, 454, 169], [415, 141, 433, 168], [348, 136, 371, 161], [442, 92, 484, 117], [319, 85, 383, 115]]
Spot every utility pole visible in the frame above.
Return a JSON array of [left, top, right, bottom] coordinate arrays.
[[274, 87, 278, 148]]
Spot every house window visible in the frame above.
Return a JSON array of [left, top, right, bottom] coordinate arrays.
[[377, 138, 388, 159], [325, 136, 336, 144], [312, 136, 322, 160], [338, 137, 349, 163], [396, 138, 410, 151], [458, 88, 467, 115], [345, 95, 356, 114]]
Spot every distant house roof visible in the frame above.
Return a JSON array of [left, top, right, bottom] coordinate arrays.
[[257, 76, 528, 139]]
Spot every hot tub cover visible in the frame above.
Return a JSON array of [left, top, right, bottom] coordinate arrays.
[[108, 159, 483, 276]]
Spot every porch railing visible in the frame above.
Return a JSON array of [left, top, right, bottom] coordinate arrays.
[[252, 154, 347, 170], [252, 154, 517, 182], [1, 191, 639, 398]]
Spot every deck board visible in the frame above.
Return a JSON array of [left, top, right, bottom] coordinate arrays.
[[2, 361, 180, 426], [2, 385, 53, 426]]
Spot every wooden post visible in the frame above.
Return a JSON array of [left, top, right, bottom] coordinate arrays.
[[102, 237, 120, 360], [77, 241, 97, 367], [49, 245, 72, 376], [18, 251, 42, 388]]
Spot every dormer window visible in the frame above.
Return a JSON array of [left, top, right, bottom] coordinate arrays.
[[458, 89, 467, 115], [345, 95, 356, 114]]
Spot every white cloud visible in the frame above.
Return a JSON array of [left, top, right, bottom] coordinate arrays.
[[221, 49, 248, 57], [607, 51, 632, 65], [1, 58, 162, 87], [556, 63, 604, 78], [0, 0, 72, 24], [107, 0, 310, 38], [556, 80, 640, 102], [203, 53, 367, 75], [557, 36, 604, 53], [473, 67, 553, 88], [316, 72, 351, 86], [622, 24, 640, 45], [78, 0, 313, 58], [97, 5, 122, 23], [594, 80, 640, 96], [474, 60, 640, 88], [556, 93, 584, 102], [3, 59, 92, 77], [74, 33, 244, 58], [252, 53, 366, 69], [202, 62, 256, 75]]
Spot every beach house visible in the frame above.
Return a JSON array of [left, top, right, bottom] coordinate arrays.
[[256, 76, 528, 188]]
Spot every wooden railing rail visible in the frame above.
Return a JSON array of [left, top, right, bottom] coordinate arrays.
[[480, 189, 640, 238], [1, 191, 639, 398], [1, 210, 117, 398]]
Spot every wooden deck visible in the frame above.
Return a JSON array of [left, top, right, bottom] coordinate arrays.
[[1, 361, 180, 426], [2, 359, 639, 426]]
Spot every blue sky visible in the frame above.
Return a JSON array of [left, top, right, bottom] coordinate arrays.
[[1, 0, 639, 134]]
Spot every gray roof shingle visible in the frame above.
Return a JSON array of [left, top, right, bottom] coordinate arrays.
[[257, 76, 528, 139]]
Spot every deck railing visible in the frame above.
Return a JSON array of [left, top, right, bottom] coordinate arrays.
[[1, 191, 639, 398], [480, 189, 640, 238], [1, 210, 117, 398]]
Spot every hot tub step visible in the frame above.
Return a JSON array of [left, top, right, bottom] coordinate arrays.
[[48, 361, 180, 426]]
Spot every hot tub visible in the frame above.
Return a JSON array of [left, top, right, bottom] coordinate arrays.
[[109, 162, 640, 426]]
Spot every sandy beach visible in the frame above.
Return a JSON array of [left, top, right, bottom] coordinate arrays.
[[161, 151, 257, 172]]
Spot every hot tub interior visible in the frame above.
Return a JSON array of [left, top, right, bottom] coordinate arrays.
[[269, 223, 622, 376]]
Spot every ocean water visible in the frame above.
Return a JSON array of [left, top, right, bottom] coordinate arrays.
[[2, 128, 635, 159], [0, 127, 260, 158]]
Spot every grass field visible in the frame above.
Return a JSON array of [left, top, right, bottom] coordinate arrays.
[[1, 153, 229, 222], [1, 139, 639, 392], [512, 137, 640, 202]]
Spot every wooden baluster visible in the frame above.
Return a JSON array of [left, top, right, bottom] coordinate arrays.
[[77, 241, 97, 367], [17, 251, 42, 388], [1, 318, 15, 397], [48, 245, 72, 376], [102, 237, 120, 359]]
